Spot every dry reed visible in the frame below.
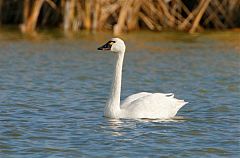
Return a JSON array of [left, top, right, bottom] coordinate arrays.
[[0, 0, 239, 34]]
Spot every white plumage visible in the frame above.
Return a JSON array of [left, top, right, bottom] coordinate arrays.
[[98, 38, 188, 119]]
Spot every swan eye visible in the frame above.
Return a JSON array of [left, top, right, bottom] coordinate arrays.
[[108, 41, 115, 46]]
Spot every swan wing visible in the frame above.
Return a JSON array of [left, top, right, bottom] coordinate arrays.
[[120, 93, 187, 119], [121, 92, 151, 108]]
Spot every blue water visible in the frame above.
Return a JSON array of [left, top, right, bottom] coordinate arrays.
[[0, 31, 239, 157]]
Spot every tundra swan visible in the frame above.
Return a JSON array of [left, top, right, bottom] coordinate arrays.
[[98, 38, 188, 119]]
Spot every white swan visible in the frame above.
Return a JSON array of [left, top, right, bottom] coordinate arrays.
[[98, 38, 188, 119]]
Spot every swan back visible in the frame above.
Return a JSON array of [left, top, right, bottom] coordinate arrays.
[[121, 93, 187, 119]]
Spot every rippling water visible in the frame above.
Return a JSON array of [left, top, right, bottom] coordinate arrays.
[[0, 30, 239, 157]]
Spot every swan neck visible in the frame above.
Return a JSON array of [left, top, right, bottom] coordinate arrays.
[[105, 51, 125, 117]]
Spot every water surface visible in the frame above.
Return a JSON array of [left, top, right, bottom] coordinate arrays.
[[0, 30, 239, 157]]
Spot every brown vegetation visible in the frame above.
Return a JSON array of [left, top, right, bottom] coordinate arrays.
[[0, 0, 239, 34]]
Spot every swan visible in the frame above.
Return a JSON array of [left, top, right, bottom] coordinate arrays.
[[97, 38, 188, 119]]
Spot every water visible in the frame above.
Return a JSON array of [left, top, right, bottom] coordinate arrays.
[[0, 30, 239, 157]]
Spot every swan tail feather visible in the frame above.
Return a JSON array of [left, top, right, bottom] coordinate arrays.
[[165, 93, 174, 97], [178, 100, 188, 108]]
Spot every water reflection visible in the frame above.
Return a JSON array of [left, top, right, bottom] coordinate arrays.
[[104, 116, 187, 138], [138, 116, 187, 123], [104, 119, 135, 136]]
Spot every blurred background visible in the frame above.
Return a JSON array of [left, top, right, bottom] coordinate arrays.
[[0, 0, 240, 34]]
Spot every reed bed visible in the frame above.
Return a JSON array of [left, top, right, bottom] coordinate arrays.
[[0, 0, 239, 34]]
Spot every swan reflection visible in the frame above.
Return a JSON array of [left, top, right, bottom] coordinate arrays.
[[104, 116, 186, 136], [139, 116, 187, 123]]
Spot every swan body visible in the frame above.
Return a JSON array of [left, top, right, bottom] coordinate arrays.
[[98, 38, 188, 119]]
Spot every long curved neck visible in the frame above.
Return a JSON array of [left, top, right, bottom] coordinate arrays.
[[105, 51, 125, 117]]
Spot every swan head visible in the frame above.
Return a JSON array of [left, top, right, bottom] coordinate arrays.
[[98, 38, 125, 53]]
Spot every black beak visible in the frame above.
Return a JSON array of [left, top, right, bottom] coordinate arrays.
[[97, 41, 115, 50], [97, 43, 111, 50]]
